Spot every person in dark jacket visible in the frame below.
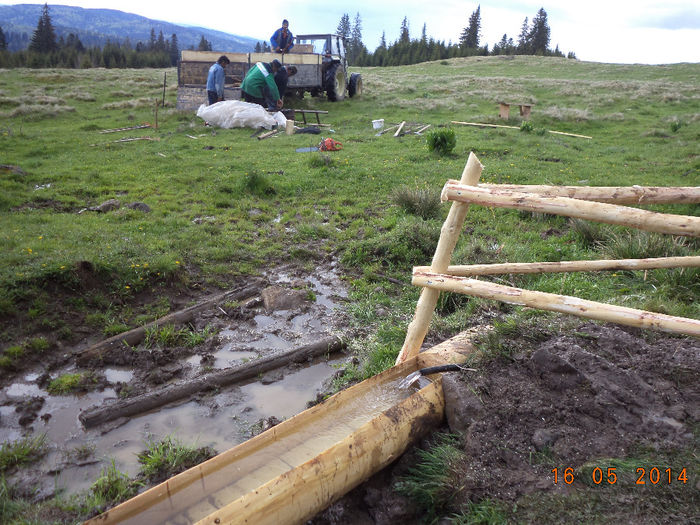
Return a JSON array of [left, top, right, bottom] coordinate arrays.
[[274, 64, 297, 102], [271, 19, 294, 53]]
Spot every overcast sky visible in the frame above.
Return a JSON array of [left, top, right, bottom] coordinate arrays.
[[12, 1, 700, 64]]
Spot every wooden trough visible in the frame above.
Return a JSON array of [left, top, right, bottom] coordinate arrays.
[[85, 333, 474, 525]]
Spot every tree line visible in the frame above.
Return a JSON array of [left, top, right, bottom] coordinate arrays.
[[0, 3, 215, 69], [0, 4, 575, 69], [336, 6, 576, 66]]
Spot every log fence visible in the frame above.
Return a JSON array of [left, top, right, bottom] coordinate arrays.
[[396, 152, 700, 363]]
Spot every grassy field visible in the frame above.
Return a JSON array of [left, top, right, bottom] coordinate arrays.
[[0, 56, 698, 522]]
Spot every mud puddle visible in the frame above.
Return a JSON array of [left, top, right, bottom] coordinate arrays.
[[0, 264, 351, 498]]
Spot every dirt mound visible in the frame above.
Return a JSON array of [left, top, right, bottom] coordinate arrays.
[[311, 323, 698, 524]]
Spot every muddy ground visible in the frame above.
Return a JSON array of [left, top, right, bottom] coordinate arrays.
[[310, 322, 699, 524], [1, 262, 698, 523]]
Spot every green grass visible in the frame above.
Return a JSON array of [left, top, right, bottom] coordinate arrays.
[[0, 434, 48, 472], [47, 372, 97, 395], [137, 435, 216, 483], [0, 60, 698, 520]]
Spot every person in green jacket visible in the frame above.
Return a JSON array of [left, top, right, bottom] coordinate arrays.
[[241, 59, 283, 110]]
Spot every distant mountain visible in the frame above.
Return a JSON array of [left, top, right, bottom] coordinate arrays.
[[0, 3, 259, 52]]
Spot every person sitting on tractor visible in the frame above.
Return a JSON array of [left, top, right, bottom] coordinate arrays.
[[271, 19, 294, 53], [241, 59, 283, 110]]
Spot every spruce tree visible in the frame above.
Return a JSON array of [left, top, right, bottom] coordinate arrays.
[[459, 5, 481, 49], [0, 26, 7, 51], [349, 12, 363, 64], [529, 8, 551, 55], [336, 14, 350, 41], [197, 35, 212, 51], [399, 17, 410, 44], [516, 17, 530, 53], [29, 3, 58, 53], [170, 34, 179, 65]]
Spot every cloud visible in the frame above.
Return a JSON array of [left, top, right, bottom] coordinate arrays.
[[634, 9, 700, 30]]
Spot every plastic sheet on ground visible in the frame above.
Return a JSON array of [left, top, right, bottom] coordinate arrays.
[[196, 100, 287, 130]]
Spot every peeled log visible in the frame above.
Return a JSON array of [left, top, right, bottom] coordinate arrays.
[[413, 271, 700, 338], [395, 152, 483, 365], [475, 183, 700, 205], [441, 183, 700, 237], [79, 335, 345, 428], [415, 256, 700, 277]]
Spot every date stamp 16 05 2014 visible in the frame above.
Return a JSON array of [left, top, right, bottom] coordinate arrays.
[[552, 467, 689, 486]]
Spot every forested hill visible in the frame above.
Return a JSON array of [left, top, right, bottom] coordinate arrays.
[[0, 3, 258, 52]]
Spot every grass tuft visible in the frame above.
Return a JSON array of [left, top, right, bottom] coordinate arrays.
[[137, 435, 216, 484], [392, 185, 442, 220], [0, 434, 48, 472]]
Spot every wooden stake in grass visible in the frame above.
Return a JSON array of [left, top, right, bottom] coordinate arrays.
[[412, 270, 700, 338], [441, 183, 700, 237], [394, 121, 406, 137], [395, 152, 483, 364], [476, 184, 700, 205], [415, 256, 700, 277]]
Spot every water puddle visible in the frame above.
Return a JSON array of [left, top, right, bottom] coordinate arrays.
[[0, 265, 352, 498]]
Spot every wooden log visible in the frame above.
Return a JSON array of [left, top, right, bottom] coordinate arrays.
[[415, 256, 700, 277], [452, 120, 519, 130], [451, 121, 592, 139], [415, 124, 432, 134], [413, 271, 700, 337], [378, 124, 400, 135], [76, 283, 263, 366], [100, 124, 151, 134], [476, 184, 700, 205], [79, 335, 346, 429], [395, 152, 483, 364], [84, 332, 474, 525], [394, 121, 406, 137], [441, 183, 700, 237], [257, 129, 279, 140]]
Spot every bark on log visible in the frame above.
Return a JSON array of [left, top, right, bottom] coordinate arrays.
[[79, 335, 346, 429], [475, 183, 700, 205], [413, 271, 700, 337], [395, 152, 483, 365], [415, 256, 700, 276], [441, 183, 700, 237], [76, 282, 264, 366]]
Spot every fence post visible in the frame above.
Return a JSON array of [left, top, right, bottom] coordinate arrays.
[[395, 152, 483, 364]]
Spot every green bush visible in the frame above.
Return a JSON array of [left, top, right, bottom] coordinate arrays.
[[520, 120, 534, 133], [392, 186, 442, 220], [426, 128, 456, 155]]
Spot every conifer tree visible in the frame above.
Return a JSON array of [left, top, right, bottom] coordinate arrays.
[[399, 17, 410, 44], [529, 8, 551, 55], [169, 33, 179, 65], [0, 26, 7, 51], [516, 16, 530, 53], [29, 3, 58, 53], [459, 5, 481, 49], [336, 14, 351, 41], [349, 12, 364, 64], [197, 35, 212, 51]]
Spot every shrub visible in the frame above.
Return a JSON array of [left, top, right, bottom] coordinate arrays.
[[241, 171, 275, 196], [392, 186, 442, 220], [426, 128, 456, 156], [520, 120, 534, 133]]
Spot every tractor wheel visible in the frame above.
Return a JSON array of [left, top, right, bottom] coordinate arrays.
[[348, 73, 363, 97], [325, 64, 346, 102]]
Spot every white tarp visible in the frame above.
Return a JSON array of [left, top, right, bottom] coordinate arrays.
[[196, 100, 287, 130]]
